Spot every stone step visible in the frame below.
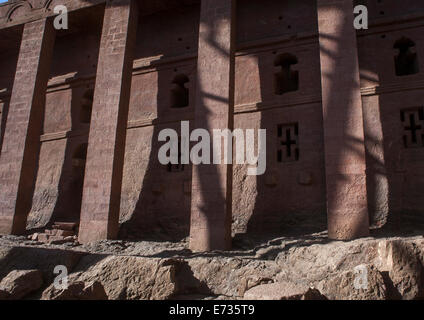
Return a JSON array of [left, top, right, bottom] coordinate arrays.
[[52, 222, 78, 231], [44, 229, 75, 237]]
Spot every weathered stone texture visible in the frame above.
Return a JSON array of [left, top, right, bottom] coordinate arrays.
[[78, 0, 139, 243], [0, 18, 55, 235], [0, 269, 43, 300], [0, 0, 424, 249], [65, 255, 177, 300], [244, 281, 326, 300], [317, 0, 369, 240], [189, 0, 236, 252], [41, 280, 108, 300]]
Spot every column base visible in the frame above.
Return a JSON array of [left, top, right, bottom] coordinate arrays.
[[0, 215, 27, 235], [0, 217, 14, 235], [78, 220, 118, 244], [189, 221, 232, 252], [326, 173, 370, 240]]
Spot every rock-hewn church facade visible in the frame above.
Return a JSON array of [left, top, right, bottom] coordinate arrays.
[[0, 0, 423, 251]]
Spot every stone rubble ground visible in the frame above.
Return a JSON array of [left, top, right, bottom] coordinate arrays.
[[0, 228, 423, 300], [29, 222, 79, 245]]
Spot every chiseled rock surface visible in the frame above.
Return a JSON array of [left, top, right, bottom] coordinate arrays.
[[41, 281, 107, 300], [0, 270, 43, 300], [0, 243, 85, 285], [0, 234, 423, 300], [275, 237, 424, 300], [66, 255, 178, 300], [244, 281, 325, 300], [182, 258, 279, 298], [376, 239, 424, 300], [316, 265, 387, 300]]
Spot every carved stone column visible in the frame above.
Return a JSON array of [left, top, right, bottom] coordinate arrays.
[[78, 0, 138, 243], [189, 0, 236, 252], [0, 18, 55, 234], [317, 0, 369, 239]]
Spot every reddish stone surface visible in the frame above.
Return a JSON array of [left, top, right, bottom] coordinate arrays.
[[78, 0, 139, 243], [317, 0, 369, 239], [189, 0, 236, 252], [0, 0, 423, 249], [0, 18, 55, 234]]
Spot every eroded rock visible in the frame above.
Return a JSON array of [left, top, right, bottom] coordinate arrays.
[[316, 265, 387, 300], [244, 281, 325, 300], [41, 281, 107, 300], [377, 240, 424, 299], [67, 255, 178, 300], [0, 270, 43, 300], [183, 258, 280, 298]]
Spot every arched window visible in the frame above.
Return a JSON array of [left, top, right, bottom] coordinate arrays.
[[171, 74, 189, 108], [394, 37, 419, 76], [80, 89, 94, 124], [274, 53, 299, 95]]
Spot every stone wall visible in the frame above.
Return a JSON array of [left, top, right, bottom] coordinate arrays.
[[0, 0, 424, 243]]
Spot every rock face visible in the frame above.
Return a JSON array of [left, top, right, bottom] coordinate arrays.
[[179, 258, 279, 298], [28, 222, 79, 245], [244, 282, 325, 300], [0, 245, 85, 284], [0, 235, 423, 300], [41, 281, 107, 300], [376, 240, 424, 299], [65, 256, 178, 300], [274, 237, 424, 300], [316, 265, 387, 300], [0, 270, 43, 300]]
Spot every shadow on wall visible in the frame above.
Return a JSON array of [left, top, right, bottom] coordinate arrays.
[[375, 36, 424, 229], [120, 0, 381, 242], [0, 24, 22, 160], [118, 4, 200, 242], [245, 1, 403, 240], [48, 87, 95, 227], [309, 5, 371, 238], [245, 51, 328, 238], [244, 1, 327, 239], [20, 0, 424, 240], [24, 5, 103, 230], [358, 0, 424, 230]]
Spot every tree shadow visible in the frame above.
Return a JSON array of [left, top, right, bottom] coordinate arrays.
[[26, 7, 103, 231], [119, 3, 200, 242], [0, 25, 22, 154], [244, 1, 327, 243]]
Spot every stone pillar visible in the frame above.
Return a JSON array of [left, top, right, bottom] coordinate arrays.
[[317, 0, 369, 240], [189, 0, 236, 252], [0, 19, 55, 235], [78, 0, 138, 243]]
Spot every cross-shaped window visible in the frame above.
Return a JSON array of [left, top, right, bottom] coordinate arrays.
[[401, 108, 424, 148], [277, 123, 299, 162]]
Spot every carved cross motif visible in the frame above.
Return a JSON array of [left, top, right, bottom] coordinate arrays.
[[401, 108, 424, 148], [277, 123, 299, 162]]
